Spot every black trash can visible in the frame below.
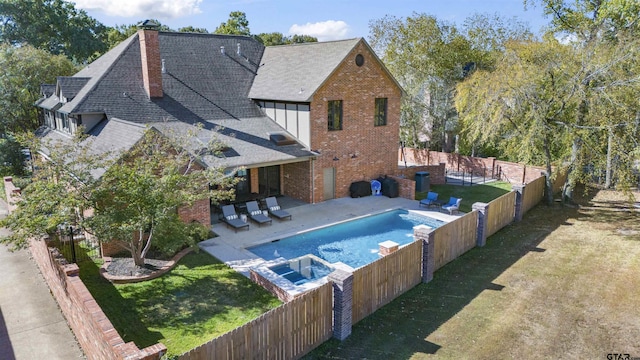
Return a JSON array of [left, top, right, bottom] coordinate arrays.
[[381, 177, 399, 198], [415, 171, 430, 192]]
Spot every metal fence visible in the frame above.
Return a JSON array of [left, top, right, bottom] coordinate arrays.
[[49, 227, 101, 264]]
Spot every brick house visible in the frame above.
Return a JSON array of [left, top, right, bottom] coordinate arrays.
[[36, 24, 402, 224]]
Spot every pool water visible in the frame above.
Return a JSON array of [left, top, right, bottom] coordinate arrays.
[[269, 257, 334, 285], [248, 209, 443, 269]]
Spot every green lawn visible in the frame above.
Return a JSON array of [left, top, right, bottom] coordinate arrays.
[[306, 188, 640, 359], [416, 181, 513, 213], [78, 251, 281, 358]]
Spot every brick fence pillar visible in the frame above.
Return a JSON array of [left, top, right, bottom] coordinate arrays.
[[513, 184, 525, 222], [472, 202, 489, 247], [414, 224, 435, 283], [328, 269, 353, 341]]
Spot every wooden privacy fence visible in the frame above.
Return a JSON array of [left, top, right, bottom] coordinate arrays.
[[432, 211, 478, 271], [485, 191, 516, 238], [522, 176, 545, 214], [179, 283, 333, 360], [351, 240, 423, 324]]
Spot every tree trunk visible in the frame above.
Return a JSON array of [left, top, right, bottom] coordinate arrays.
[[543, 135, 554, 206], [605, 126, 613, 188]]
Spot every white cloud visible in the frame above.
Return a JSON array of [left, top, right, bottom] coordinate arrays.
[[72, 0, 202, 19], [288, 20, 350, 41]]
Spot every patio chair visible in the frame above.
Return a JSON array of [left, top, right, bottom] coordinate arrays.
[[246, 201, 272, 227], [221, 205, 249, 232], [265, 197, 292, 220], [441, 197, 462, 215], [419, 191, 439, 208]]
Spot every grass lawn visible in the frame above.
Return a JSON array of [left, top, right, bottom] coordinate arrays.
[[307, 188, 640, 359], [417, 181, 513, 213], [78, 251, 281, 358]]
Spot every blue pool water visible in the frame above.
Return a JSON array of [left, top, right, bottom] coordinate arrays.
[[270, 257, 334, 285], [248, 209, 443, 269]]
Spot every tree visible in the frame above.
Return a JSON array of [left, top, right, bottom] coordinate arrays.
[[456, 37, 577, 204], [0, 0, 108, 63], [0, 44, 76, 135], [105, 21, 174, 50], [255, 32, 318, 46], [214, 11, 251, 35], [178, 26, 209, 33], [0, 126, 237, 266], [0, 134, 27, 176], [524, 0, 640, 194]]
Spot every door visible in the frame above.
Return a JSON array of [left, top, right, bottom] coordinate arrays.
[[259, 165, 281, 197], [323, 167, 336, 200]]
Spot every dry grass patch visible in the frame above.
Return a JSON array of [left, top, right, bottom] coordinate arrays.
[[308, 189, 640, 359]]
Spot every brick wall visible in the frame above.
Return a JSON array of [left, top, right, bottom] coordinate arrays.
[[400, 149, 550, 185], [283, 161, 312, 203], [388, 175, 415, 200], [29, 238, 166, 360], [396, 164, 446, 185], [178, 198, 210, 225], [138, 29, 163, 98], [3, 176, 21, 213], [308, 40, 402, 202]]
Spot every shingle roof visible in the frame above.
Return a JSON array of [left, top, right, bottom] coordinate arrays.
[[37, 31, 315, 169], [40, 84, 55, 97], [57, 77, 90, 100], [248, 38, 361, 102]]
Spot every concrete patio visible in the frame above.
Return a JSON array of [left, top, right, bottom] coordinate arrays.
[[199, 196, 461, 275]]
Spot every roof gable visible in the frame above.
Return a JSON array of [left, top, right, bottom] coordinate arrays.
[[248, 38, 361, 102]]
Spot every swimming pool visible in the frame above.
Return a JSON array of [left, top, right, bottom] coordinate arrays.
[[248, 209, 443, 269]]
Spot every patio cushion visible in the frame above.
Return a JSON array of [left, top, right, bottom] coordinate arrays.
[[226, 214, 238, 221], [269, 205, 280, 211]]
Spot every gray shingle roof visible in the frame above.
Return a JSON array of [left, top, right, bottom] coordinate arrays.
[[37, 31, 315, 169], [40, 84, 55, 97], [248, 38, 361, 102], [57, 77, 90, 100]]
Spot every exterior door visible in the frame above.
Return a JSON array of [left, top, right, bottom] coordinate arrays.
[[323, 167, 336, 200], [259, 166, 281, 197]]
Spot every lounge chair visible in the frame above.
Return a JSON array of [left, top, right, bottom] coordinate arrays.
[[265, 197, 292, 220], [441, 197, 462, 215], [221, 205, 249, 232], [419, 191, 439, 208], [246, 201, 272, 227]]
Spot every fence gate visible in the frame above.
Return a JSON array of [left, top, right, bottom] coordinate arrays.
[[51, 228, 101, 264]]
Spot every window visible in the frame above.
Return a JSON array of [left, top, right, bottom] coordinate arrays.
[[375, 98, 387, 126], [327, 100, 343, 131]]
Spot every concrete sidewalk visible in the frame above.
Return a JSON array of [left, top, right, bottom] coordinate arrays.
[[0, 198, 84, 359]]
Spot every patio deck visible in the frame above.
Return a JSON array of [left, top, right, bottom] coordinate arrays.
[[199, 196, 461, 276]]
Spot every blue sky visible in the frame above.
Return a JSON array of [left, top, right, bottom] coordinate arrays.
[[72, 0, 550, 41]]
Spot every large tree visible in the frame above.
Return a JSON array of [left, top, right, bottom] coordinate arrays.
[[0, 126, 236, 266], [456, 37, 577, 204], [369, 13, 531, 151], [214, 11, 251, 36], [0, 44, 76, 135], [523, 0, 640, 193], [0, 0, 108, 63]]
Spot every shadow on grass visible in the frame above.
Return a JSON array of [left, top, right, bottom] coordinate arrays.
[[77, 251, 165, 348], [305, 193, 591, 359], [79, 250, 279, 353]]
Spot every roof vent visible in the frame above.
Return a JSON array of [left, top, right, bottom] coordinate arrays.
[[220, 46, 225, 55], [269, 132, 297, 146], [237, 43, 241, 56], [161, 59, 166, 74]]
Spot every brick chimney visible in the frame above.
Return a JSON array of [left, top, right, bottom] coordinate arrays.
[[137, 21, 162, 98]]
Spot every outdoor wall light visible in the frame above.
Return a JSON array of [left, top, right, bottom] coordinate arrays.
[[333, 156, 339, 161]]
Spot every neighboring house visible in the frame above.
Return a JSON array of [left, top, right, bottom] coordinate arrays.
[[35, 24, 402, 224]]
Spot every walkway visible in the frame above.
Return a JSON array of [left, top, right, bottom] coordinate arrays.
[[0, 198, 84, 360]]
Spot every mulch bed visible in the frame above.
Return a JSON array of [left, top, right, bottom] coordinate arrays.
[[105, 257, 171, 277]]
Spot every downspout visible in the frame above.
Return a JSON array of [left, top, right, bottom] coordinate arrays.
[[311, 157, 315, 204]]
